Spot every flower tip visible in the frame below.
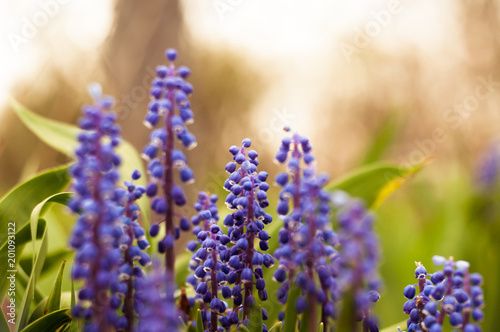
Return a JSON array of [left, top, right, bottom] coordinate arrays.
[[166, 48, 178, 62], [431, 255, 447, 266], [88, 83, 102, 101]]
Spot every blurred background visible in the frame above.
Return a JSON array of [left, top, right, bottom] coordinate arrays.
[[1, 0, 500, 329]]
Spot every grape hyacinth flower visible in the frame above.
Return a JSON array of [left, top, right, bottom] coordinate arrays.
[[334, 195, 381, 332], [135, 262, 179, 332], [118, 171, 151, 331], [223, 139, 273, 326], [185, 192, 229, 331], [273, 130, 380, 332], [142, 48, 196, 278], [69, 84, 129, 331], [274, 131, 342, 331], [401, 257, 484, 332], [476, 143, 500, 191]]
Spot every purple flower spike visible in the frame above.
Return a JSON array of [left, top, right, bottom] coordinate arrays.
[[143, 48, 196, 282], [69, 84, 127, 330], [135, 262, 179, 332], [401, 257, 485, 331], [222, 139, 273, 325]]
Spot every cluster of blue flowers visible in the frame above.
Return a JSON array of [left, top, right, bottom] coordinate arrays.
[[334, 196, 381, 331], [141, 48, 196, 276], [272, 130, 380, 332], [185, 192, 227, 331], [401, 257, 484, 332], [119, 171, 151, 330], [476, 144, 500, 190], [222, 139, 273, 325], [70, 85, 152, 331], [273, 132, 338, 330], [135, 262, 179, 332], [183, 139, 274, 331], [66, 49, 486, 332]]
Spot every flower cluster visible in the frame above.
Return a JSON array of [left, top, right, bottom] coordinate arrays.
[[334, 195, 381, 331], [64, 49, 487, 332], [185, 192, 227, 331], [273, 131, 380, 331], [401, 257, 484, 332], [141, 48, 196, 276], [222, 139, 273, 326], [118, 171, 151, 330], [135, 263, 179, 332], [476, 144, 500, 190], [69, 84, 130, 331], [273, 132, 341, 331]]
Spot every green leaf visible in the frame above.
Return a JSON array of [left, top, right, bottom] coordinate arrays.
[[328, 162, 426, 209], [0, 308, 10, 332], [20, 308, 71, 332], [282, 285, 300, 332], [0, 219, 45, 302], [0, 165, 70, 249], [298, 305, 311, 332], [16, 265, 45, 304], [196, 309, 204, 332], [10, 98, 151, 240], [9, 98, 80, 156], [20, 249, 72, 277], [187, 322, 196, 332], [240, 326, 250, 332], [28, 292, 71, 324], [69, 277, 79, 332], [44, 260, 66, 314], [30, 193, 70, 270], [16, 219, 49, 331], [317, 322, 324, 332], [361, 114, 401, 165], [17, 192, 71, 331], [268, 322, 282, 332], [248, 303, 263, 332], [380, 319, 406, 332]]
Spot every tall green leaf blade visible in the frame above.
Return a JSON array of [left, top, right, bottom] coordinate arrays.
[[282, 285, 300, 332], [0, 220, 45, 302], [16, 193, 73, 331], [187, 322, 196, 332], [248, 304, 263, 332], [10, 98, 151, 243], [328, 162, 425, 209], [298, 306, 311, 332], [196, 309, 203, 332], [0, 308, 9, 332], [15, 219, 48, 332], [20, 249, 72, 276], [20, 308, 71, 332], [44, 260, 66, 314], [30, 193, 71, 269], [0, 165, 70, 249], [69, 277, 78, 332], [16, 265, 45, 303]]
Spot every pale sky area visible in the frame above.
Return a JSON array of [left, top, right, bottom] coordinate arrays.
[[0, 0, 454, 128]]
